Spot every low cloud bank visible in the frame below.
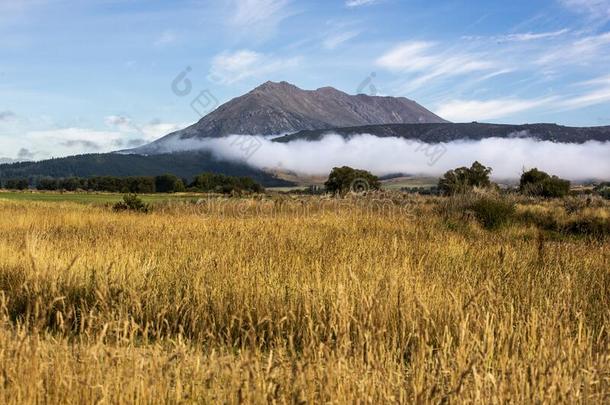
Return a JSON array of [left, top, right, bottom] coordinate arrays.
[[157, 134, 610, 180]]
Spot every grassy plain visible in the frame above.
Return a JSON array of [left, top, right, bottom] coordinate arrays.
[[0, 191, 206, 204], [0, 194, 608, 403]]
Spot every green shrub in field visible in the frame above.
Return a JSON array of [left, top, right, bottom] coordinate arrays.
[[324, 166, 381, 195], [468, 196, 516, 230], [594, 183, 610, 200], [564, 215, 609, 238], [438, 161, 493, 196], [520, 168, 570, 198], [437, 192, 515, 230], [113, 194, 151, 213]]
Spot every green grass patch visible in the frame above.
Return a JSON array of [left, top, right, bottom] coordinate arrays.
[[0, 191, 203, 204]]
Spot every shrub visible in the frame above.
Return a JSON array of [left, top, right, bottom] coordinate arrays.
[[113, 194, 151, 213], [468, 196, 516, 230], [594, 183, 610, 200], [563, 196, 588, 215], [564, 215, 609, 239], [324, 166, 380, 195], [438, 161, 492, 196], [520, 168, 570, 198]]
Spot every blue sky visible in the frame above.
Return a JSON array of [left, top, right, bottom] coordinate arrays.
[[1, 0, 610, 161]]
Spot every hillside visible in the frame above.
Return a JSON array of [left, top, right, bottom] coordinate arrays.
[[273, 122, 610, 144], [0, 151, 293, 187]]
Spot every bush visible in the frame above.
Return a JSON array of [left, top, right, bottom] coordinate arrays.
[[564, 215, 609, 238], [113, 194, 151, 213], [520, 169, 570, 198], [563, 196, 588, 215], [468, 196, 516, 230], [438, 161, 492, 196], [324, 166, 380, 195], [594, 183, 610, 200]]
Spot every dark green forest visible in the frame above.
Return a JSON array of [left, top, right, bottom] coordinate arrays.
[[0, 151, 292, 187]]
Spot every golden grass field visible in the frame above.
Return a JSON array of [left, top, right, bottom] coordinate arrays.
[[0, 194, 608, 403]]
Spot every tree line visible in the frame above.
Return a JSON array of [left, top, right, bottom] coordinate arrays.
[[437, 161, 572, 197], [0, 173, 264, 194]]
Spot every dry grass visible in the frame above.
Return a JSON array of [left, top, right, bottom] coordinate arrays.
[[0, 196, 609, 403]]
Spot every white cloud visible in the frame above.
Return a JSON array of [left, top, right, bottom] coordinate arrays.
[[435, 73, 610, 121], [230, 0, 293, 41], [323, 30, 360, 50], [151, 134, 610, 180], [562, 87, 610, 109], [0, 114, 186, 161], [208, 49, 300, 84], [376, 41, 496, 90], [345, 0, 381, 7], [499, 29, 570, 42], [435, 97, 557, 122], [105, 115, 185, 141], [537, 32, 610, 65], [559, 74, 610, 109], [559, 0, 610, 20]]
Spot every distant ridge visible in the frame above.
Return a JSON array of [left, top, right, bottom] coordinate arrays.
[[273, 122, 610, 144]]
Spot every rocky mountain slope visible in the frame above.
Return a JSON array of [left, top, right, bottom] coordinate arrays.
[[134, 81, 447, 154]]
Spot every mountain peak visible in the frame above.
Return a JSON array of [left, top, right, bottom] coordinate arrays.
[[253, 80, 297, 92], [138, 81, 448, 152]]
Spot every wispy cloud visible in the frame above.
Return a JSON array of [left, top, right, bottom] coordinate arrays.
[[323, 30, 360, 50], [435, 73, 610, 121], [230, 0, 293, 41], [376, 41, 496, 90], [436, 97, 557, 122], [536, 32, 610, 65], [560, 74, 610, 109], [104, 116, 184, 141], [463, 29, 570, 43], [345, 0, 381, 7], [559, 0, 610, 21], [499, 29, 570, 42], [208, 49, 300, 84]]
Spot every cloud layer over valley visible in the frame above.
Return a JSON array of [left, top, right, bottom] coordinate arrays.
[[151, 134, 610, 181]]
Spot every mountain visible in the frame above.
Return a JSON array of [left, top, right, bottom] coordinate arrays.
[[273, 122, 610, 144], [0, 151, 293, 187], [134, 81, 447, 154]]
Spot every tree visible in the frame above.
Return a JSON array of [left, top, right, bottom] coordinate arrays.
[[37, 178, 59, 190], [155, 174, 181, 193], [189, 173, 264, 194], [468, 161, 492, 188], [324, 166, 380, 195], [438, 161, 492, 195], [59, 177, 82, 191], [5, 178, 28, 190], [520, 168, 570, 198]]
